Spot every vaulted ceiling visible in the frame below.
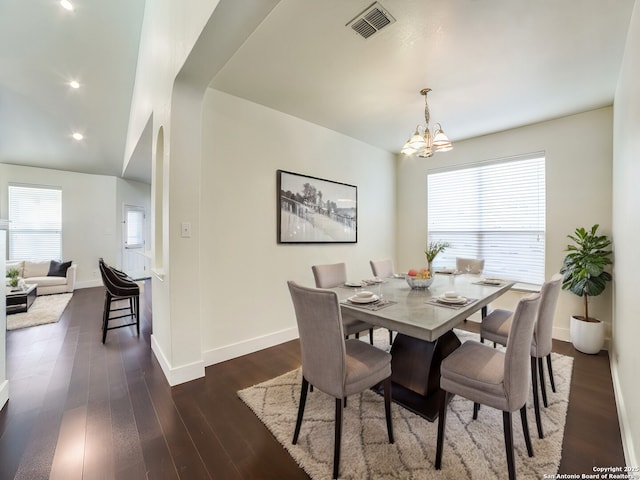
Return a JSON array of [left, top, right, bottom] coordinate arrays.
[[1, 0, 635, 185]]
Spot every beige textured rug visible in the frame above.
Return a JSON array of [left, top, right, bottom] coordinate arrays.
[[238, 330, 573, 479], [6, 293, 73, 330]]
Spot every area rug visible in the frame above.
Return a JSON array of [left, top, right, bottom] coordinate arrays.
[[6, 293, 73, 330], [238, 330, 573, 479]]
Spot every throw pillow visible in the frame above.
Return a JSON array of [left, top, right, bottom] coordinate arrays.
[[48, 260, 72, 277]]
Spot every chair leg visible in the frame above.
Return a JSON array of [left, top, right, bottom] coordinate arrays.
[[520, 405, 534, 457], [546, 354, 556, 393], [383, 377, 394, 443], [531, 357, 544, 439], [538, 357, 548, 408], [473, 402, 480, 420], [135, 295, 140, 335], [292, 377, 309, 444], [503, 411, 516, 480], [102, 292, 111, 344], [369, 328, 374, 345], [333, 397, 343, 479], [435, 390, 450, 470]]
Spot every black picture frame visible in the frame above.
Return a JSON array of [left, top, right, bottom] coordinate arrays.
[[277, 170, 357, 244]]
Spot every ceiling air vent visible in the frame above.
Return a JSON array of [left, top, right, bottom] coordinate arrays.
[[346, 2, 396, 39]]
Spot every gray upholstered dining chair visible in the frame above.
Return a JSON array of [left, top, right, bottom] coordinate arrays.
[[312, 262, 375, 344], [436, 292, 541, 480], [369, 258, 394, 278], [455, 257, 485, 322], [456, 257, 485, 274], [369, 259, 396, 344], [287, 281, 394, 479], [480, 273, 563, 439]]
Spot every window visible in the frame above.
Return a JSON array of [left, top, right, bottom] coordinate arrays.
[[124, 205, 145, 249], [427, 154, 545, 285], [8, 184, 62, 261]]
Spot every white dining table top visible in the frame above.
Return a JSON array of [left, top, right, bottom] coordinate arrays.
[[332, 274, 515, 342]]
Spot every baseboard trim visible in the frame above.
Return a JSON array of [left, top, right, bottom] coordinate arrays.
[[76, 279, 103, 289], [203, 327, 299, 367], [553, 326, 571, 343], [0, 379, 8, 412], [610, 351, 637, 467], [150, 334, 205, 386]]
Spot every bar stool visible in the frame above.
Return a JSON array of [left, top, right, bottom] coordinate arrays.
[[98, 259, 140, 344]]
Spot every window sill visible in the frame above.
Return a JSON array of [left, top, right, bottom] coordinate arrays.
[[511, 282, 541, 293]]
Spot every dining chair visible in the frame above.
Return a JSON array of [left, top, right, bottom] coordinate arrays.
[[369, 259, 396, 345], [456, 257, 485, 274], [287, 281, 394, 479], [455, 257, 486, 322], [480, 273, 563, 438], [312, 263, 375, 344], [98, 258, 140, 344], [436, 292, 541, 480], [369, 258, 394, 278]]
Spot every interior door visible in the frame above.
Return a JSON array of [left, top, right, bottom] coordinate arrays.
[[122, 205, 148, 279]]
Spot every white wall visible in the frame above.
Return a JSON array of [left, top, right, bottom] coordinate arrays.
[[123, 0, 222, 167], [115, 178, 152, 274], [396, 107, 613, 342], [612, 0, 640, 467], [200, 88, 396, 363], [0, 223, 8, 410], [0, 164, 151, 283]]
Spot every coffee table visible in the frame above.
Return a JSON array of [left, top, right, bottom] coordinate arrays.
[[6, 284, 37, 314]]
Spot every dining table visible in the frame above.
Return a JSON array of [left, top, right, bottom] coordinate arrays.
[[331, 273, 515, 421]]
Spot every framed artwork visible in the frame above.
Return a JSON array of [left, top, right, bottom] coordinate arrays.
[[277, 170, 357, 244]]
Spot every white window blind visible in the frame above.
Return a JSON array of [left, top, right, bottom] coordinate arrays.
[[125, 206, 145, 249], [8, 184, 62, 261], [427, 155, 546, 285]]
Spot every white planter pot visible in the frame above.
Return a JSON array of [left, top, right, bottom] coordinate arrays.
[[570, 316, 605, 354]]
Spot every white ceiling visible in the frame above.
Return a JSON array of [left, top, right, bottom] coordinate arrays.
[[0, 0, 145, 180], [1, 0, 635, 185]]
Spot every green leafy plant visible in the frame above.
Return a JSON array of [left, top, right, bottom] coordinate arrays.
[[560, 224, 612, 322], [425, 241, 450, 264], [7, 268, 20, 288]]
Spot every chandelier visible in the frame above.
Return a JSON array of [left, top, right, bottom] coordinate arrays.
[[401, 88, 453, 157]]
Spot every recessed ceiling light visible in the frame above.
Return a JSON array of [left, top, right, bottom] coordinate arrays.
[[60, 0, 74, 11], [69, 80, 80, 89], [72, 132, 84, 141]]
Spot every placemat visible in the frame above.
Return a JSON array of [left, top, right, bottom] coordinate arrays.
[[473, 280, 508, 287], [341, 299, 397, 311], [425, 297, 478, 309]]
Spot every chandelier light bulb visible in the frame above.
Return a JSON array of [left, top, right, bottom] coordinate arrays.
[[60, 0, 74, 11]]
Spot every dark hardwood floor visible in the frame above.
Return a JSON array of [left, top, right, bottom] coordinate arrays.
[[0, 283, 625, 479]]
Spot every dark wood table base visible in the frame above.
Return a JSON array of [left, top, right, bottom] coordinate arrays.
[[376, 330, 462, 422]]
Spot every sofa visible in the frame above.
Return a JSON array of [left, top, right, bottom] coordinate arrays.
[[6, 260, 76, 296]]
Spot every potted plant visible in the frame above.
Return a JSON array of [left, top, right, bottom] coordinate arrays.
[[7, 267, 20, 288], [424, 241, 450, 273], [560, 224, 612, 354]]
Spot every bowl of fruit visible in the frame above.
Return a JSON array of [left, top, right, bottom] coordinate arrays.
[[405, 268, 434, 289]]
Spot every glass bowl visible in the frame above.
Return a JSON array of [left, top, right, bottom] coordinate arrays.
[[405, 276, 434, 289]]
